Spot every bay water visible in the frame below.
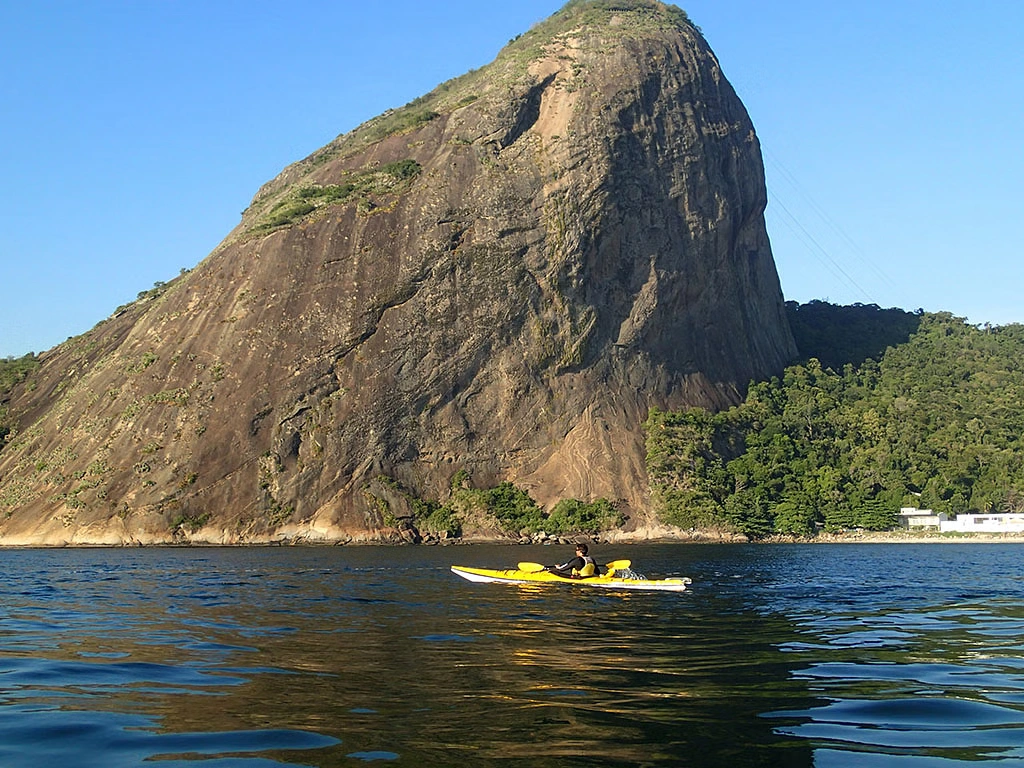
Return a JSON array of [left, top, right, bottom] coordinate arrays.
[[1, 542, 1023, 766]]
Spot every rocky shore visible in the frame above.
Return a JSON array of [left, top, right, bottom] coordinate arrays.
[[1, 518, 1022, 548]]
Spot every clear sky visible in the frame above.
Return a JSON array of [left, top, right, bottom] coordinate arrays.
[[2, 1, 1022, 358]]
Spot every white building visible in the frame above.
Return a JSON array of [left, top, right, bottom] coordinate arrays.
[[897, 508, 947, 530], [940, 513, 1024, 534]]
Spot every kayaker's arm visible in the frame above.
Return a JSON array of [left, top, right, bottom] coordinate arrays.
[[549, 555, 586, 577]]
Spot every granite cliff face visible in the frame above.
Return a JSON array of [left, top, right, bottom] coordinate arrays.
[[0, 1, 796, 544]]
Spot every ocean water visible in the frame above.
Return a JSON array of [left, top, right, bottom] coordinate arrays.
[[1, 542, 1023, 766]]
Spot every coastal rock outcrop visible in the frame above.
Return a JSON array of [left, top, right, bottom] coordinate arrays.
[[0, 1, 796, 544]]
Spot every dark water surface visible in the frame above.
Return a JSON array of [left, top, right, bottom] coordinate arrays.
[[2, 543, 1023, 766]]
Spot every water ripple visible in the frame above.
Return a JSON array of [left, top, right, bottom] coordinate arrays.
[[1, 543, 1023, 765]]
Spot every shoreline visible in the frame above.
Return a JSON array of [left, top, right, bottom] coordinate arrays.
[[783, 530, 1024, 544], [2, 528, 1024, 548]]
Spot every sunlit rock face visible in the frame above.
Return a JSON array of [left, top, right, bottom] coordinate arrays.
[[0, 1, 795, 544]]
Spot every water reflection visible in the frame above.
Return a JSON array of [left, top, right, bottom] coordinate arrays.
[[346, 546, 817, 767]]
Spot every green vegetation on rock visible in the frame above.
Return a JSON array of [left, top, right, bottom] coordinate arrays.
[[359, 107, 440, 146], [251, 159, 423, 233], [547, 497, 625, 534], [0, 354, 39, 396], [373, 473, 623, 540], [445, 480, 623, 537], [0, 354, 39, 446]]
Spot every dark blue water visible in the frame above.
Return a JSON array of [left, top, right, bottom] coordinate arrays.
[[1, 543, 1022, 766]]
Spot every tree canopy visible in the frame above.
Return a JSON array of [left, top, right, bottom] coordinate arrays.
[[645, 307, 1024, 538]]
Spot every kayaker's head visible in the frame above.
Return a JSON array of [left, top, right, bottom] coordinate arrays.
[[576, 543, 588, 556]]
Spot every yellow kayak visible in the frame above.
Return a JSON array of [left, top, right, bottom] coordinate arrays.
[[450, 564, 691, 592]]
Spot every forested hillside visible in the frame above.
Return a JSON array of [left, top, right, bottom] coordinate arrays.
[[645, 306, 1024, 537], [785, 300, 922, 370]]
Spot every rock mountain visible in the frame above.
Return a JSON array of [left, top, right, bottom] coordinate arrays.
[[0, 0, 796, 544]]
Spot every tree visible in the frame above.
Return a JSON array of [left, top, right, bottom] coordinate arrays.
[[772, 499, 816, 537]]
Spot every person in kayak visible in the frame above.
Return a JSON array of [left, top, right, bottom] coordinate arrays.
[[548, 543, 598, 578]]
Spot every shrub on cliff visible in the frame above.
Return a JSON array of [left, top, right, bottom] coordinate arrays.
[[546, 498, 624, 534]]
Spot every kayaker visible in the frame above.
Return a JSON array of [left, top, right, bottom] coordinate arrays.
[[548, 543, 598, 578]]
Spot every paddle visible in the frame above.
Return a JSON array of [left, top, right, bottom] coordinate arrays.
[[517, 559, 632, 573]]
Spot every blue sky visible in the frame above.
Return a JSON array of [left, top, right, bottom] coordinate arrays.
[[2, 1, 1022, 358]]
